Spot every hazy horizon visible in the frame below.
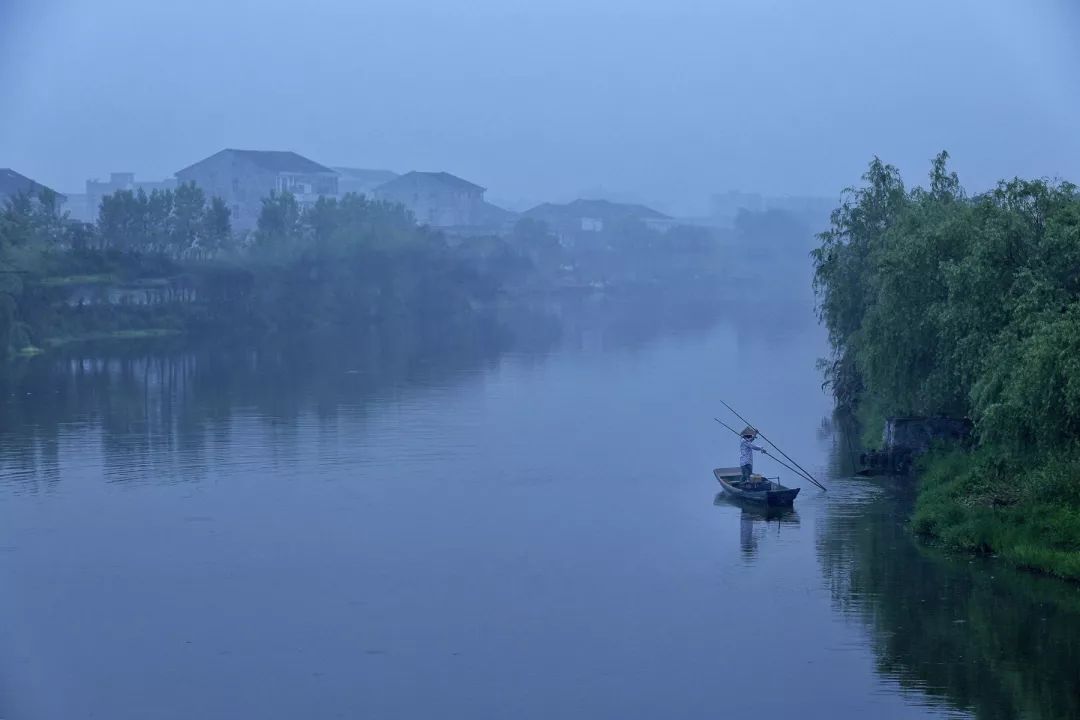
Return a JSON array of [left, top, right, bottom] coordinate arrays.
[[2, 0, 1078, 215]]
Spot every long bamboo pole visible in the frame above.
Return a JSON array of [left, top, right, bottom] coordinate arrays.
[[718, 401, 828, 491], [713, 418, 815, 484]]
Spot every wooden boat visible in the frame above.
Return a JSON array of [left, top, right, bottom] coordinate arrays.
[[713, 467, 800, 507]]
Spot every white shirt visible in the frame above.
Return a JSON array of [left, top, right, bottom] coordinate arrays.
[[740, 437, 764, 466]]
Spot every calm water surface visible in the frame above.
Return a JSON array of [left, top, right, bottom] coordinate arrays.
[[2, 297, 1078, 719]]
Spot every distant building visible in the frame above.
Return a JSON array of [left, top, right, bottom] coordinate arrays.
[[374, 171, 512, 230], [333, 167, 399, 198], [710, 191, 764, 226], [523, 199, 670, 242], [763, 195, 835, 225], [0, 168, 66, 211], [711, 191, 835, 229], [175, 149, 338, 230]]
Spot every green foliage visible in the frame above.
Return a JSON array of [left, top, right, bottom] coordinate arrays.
[[202, 197, 232, 255], [254, 191, 302, 252], [97, 182, 231, 256], [172, 182, 205, 251], [3, 183, 724, 362], [238, 192, 501, 334], [811, 157, 908, 406], [815, 153, 1080, 578], [813, 152, 1080, 442], [0, 185, 513, 358], [0, 190, 69, 358]]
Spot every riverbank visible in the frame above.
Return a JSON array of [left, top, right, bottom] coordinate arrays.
[[818, 470, 1080, 720], [911, 449, 1080, 580], [813, 153, 1080, 581]]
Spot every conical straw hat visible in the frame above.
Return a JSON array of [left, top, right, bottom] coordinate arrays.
[[740, 426, 758, 437]]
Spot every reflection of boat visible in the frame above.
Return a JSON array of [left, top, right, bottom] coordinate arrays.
[[713, 467, 800, 507], [713, 493, 801, 524], [713, 493, 800, 555]]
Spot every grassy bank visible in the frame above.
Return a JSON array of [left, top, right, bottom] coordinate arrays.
[[912, 449, 1080, 580]]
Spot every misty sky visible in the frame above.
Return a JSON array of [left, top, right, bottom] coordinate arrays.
[[1, 0, 1077, 215]]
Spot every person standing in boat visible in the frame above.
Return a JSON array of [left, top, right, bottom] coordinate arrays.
[[739, 426, 767, 484]]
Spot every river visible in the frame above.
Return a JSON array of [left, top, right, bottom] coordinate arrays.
[[1, 287, 1078, 720]]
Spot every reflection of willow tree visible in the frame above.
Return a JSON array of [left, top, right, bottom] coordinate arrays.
[[816, 428, 1080, 720]]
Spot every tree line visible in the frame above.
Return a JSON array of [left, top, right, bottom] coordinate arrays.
[[96, 184, 231, 256], [0, 187, 507, 358], [2, 179, 748, 362]]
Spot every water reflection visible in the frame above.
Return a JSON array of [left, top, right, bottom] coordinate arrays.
[[713, 493, 800, 558], [817, 429, 1080, 720], [0, 290, 728, 488], [0, 324, 513, 487], [3, 286, 1078, 720]]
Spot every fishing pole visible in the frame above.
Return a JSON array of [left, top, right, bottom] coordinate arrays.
[[713, 418, 815, 483], [713, 417, 743, 438], [717, 402, 829, 492]]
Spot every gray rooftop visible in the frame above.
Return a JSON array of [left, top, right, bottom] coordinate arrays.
[[524, 198, 669, 222], [377, 171, 486, 194], [177, 149, 335, 176], [333, 167, 399, 184], [0, 168, 65, 201]]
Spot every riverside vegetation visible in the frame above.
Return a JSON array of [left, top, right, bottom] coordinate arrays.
[[0, 186, 512, 356], [0, 184, 737, 362], [813, 152, 1080, 579]]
